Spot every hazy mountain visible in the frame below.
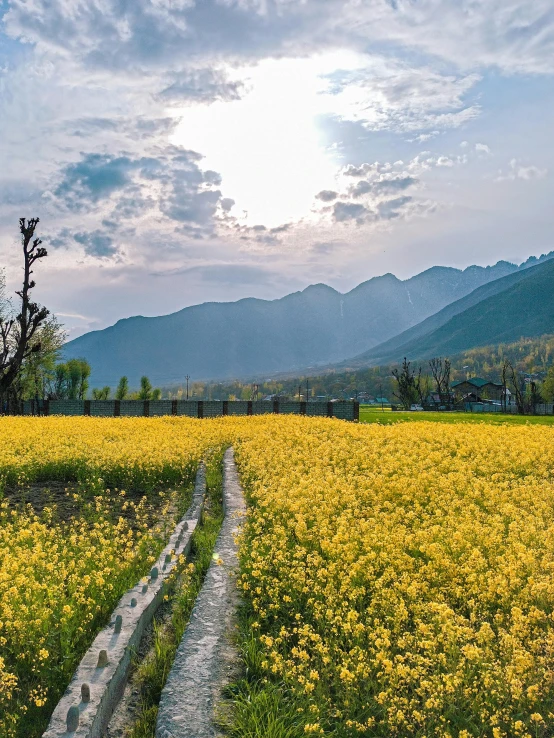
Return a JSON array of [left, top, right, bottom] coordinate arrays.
[[340, 256, 554, 368], [63, 253, 552, 386]]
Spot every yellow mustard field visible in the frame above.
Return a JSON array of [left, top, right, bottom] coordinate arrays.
[[0, 416, 230, 737], [235, 419, 554, 738], [1, 416, 554, 737]]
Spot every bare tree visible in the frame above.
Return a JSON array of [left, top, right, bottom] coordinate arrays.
[[503, 360, 540, 415], [429, 357, 452, 406], [415, 371, 431, 406], [505, 360, 526, 414], [501, 359, 509, 412], [0, 219, 49, 409]]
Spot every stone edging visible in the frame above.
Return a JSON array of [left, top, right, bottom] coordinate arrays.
[[42, 465, 206, 738], [156, 447, 246, 738]]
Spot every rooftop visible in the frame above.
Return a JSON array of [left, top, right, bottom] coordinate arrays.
[[452, 377, 502, 389]]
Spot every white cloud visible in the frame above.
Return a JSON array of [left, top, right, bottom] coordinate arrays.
[[495, 158, 548, 182], [321, 61, 481, 133], [0, 0, 553, 333], [475, 143, 491, 154]]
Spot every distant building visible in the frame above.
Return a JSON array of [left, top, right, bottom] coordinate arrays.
[[451, 377, 504, 402]]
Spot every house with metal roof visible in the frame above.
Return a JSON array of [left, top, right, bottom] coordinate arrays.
[[451, 377, 504, 402]]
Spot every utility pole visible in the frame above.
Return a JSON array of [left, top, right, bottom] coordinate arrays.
[[380, 382, 383, 411], [306, 378, 309, 403], [185, 375, 190, 400], [298, 384, 301, 402]]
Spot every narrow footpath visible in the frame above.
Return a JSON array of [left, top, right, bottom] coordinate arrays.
[[156, 447, 246, 738]]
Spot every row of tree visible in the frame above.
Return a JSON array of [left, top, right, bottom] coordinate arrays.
[[391, 357, 453, 409], [392, 355, 548, 414], [51, 365, 161, 400], [90, 376, 162, 401]]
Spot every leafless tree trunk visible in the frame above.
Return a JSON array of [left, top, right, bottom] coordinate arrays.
[[415, 369, 430, 406], [501, 360, 508, 412], [505, 360, 527, 414], [429, 357, 452, 406], [0, 218, 49, 411]]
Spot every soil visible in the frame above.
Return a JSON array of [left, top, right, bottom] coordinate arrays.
[[2, 482, 185, 531]]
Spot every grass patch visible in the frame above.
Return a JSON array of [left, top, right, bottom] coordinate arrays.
[[125, 447, 226, 738], [221, 617, 323, 738], [360, 406, 554, 425]]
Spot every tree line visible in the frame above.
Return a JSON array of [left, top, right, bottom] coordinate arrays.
[[89, 375, 162, 401], [391, 355, 551, 414]]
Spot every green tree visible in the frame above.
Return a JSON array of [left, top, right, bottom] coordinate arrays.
[[65, 358, 91, 399], [92, 386, 110, 400], [542, 366, 554, 402], [151, 388, 162, 400], [54, 363, 69, 399], [17, 317, 66, 401], [138, 375, 153, 400], [115, 376, 129, 400], [391, 358, 420, 409]]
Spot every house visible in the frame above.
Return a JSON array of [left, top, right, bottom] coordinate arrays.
[[451, 377, 504, 402]]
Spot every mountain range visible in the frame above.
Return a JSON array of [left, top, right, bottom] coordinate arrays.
[[63, 253, 553, 387], [341, 256, 554, 369]]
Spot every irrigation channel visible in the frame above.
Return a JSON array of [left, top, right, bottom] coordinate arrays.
[[43, 448, 245, 738]]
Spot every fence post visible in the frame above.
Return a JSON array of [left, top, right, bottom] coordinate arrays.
[[300, 401, 307, 415], [44, 399, 49, 416], [197, 401, 204, 419], [114, 400, 121, 417], [171, 400, 177, 416], [327, 401, 334, 418], [247, 401, 253, 416], [144, 401, 149, 417], [273, 399, 279, 414], [84, 400, 91, 416], [353, 401, 360, 421], [222, 400, 229, 416]]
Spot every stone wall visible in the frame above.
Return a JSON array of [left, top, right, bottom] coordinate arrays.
[[21, 399, 359, 421]]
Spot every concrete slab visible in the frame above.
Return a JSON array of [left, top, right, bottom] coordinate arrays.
[[156, 447, 246, 738], [42, 465, 206, 738]]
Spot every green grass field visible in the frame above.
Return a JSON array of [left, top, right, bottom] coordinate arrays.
[[359, 406, 554, 425]]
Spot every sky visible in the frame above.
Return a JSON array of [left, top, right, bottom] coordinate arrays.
[[0, 0, 553, 338]]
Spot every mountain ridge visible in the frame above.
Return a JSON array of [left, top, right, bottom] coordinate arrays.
[[338, 256, 554, 369], [63, 252, 553, 386]]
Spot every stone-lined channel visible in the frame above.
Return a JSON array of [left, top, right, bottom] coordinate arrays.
[[156, 447, 246, 738], [42, 466, 206, 738]]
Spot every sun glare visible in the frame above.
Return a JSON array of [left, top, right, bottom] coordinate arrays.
[[169, 53, 364, 228]]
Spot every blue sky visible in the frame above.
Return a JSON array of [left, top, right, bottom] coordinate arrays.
[[0, 0, 553, 337]]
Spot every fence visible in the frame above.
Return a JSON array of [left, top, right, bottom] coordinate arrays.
[[464, 402, 554, 415], [20, 399, 360, 421], [389, 402, 554, 415]]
